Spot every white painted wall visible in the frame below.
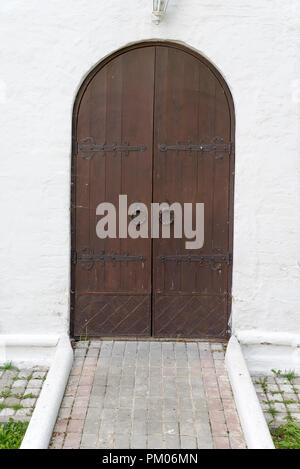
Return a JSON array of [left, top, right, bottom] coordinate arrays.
[[0, 1, 300, 352]]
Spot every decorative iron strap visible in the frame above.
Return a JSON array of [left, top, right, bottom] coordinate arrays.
[[159, 137, 232, 160], [73, 249, 145, 271], [159, 253, 232, 270], [77, 137, 147, 160]]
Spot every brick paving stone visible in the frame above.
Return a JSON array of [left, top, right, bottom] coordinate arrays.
[[0, 408, 15, 418], [180, 436, 197, 449], [54, 418, 69, 433], [4, 397, 20, 407], [229, 430, 246, 449], [49, 433, 65, 449], [71, 406, 87, 420], [131, 433, 147, 449], [22, 398, 36, 408], [27, 379, 42, 389], [146, 435, 163, 449], [195, 420, 213, 449], [15, 408, 33, 421], [12, 380, 27, 389], [67, 419, 84, 433], [285, 402, 300, 413], [76, 341, 89, 349], [80, 433, 98, 448], [59, 407, 72, 419], [213, 436, 230, 449], [61, 396, 74, 407], [12, 386, 26, 395], [32, 371, 46, 379], [25, 387, 39, 396], [63, 432, 81, 449], [49, 340, 245, 449]]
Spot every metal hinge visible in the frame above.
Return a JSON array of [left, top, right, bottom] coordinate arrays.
[[159, 137, 232, 160], [72, 248, 146, 271], [159, 253, 232, 262], [159, 253, 232, 270], [77, 137, 147, 160]]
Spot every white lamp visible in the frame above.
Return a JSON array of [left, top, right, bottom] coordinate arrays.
[[152, 0, 169, 24]]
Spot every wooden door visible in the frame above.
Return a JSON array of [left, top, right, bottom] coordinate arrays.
[[72, 47, 155, 337], [152, 46, 233, 338], [72, 42, 234, 339]]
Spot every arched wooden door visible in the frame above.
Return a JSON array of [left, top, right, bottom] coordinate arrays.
[[71, 42, 235, 340]]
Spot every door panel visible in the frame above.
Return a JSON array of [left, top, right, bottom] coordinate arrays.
[[73, 47, 155, 337], [152, 46, 231, 338]]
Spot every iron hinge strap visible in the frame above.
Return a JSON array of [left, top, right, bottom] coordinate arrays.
[[159, 253, 232, 263], [76, 137, 147, 160], [72, 250, 146, 270], [159, 137, 233, 159]]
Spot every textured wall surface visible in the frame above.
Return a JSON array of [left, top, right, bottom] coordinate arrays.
[[0, 0, 299, 338]]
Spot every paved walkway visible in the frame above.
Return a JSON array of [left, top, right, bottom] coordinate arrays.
[[253, 371, 300, 428], [50, 341, 246, 449]]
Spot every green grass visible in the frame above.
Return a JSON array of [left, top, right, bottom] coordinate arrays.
[[0, 363, 19, 372], [271, 419, 300, 449], [255, 376, 269, 392], [267, 406, 279, 416], [282, 370, 296, 381], [11, 404, 23, 411], [271, 369, 296, 381], [0, 419, 28, 449], [21, 393, 37, 400]]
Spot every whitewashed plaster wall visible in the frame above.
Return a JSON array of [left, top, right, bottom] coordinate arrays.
[[0, 1, 300, 345]]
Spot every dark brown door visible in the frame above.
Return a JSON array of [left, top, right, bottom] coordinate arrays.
[[72, 43, 234, 339], [152, 47, 232, 338], [72, 47, 155, 337]]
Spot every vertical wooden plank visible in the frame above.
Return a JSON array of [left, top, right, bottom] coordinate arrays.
[[120, 47, 154, 295]]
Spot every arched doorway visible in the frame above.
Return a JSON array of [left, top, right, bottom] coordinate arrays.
[[71, 41, 235, 340]]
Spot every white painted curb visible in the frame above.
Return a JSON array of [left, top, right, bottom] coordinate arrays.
[[20, 334, 73, 449], [225, 336, 274, 449], [0, 334, 59, 347]]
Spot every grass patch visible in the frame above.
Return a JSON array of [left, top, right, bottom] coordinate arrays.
[[21, 393, 37, 400], [0, 419, 28, 449], [271, 369, 296, 381], [267, 406, 278, 416], [271, 419, 300, 449], [11, 404, 23, 411], [0, 363, 19, 372], [255, 376, 269, 392], [282, 370, 296, 381]]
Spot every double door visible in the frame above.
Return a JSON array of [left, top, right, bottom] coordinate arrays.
[[72, 44, 234, 339]]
